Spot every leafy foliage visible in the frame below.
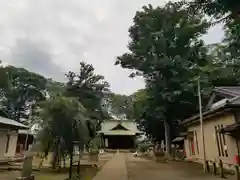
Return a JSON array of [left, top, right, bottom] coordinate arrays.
[[131, 89, 181, 141], [38, 96, 90, 168], [189, 0, 240, 22], [65, 62, 111, 125], [116, 1, 240, 147], [46, 79, 65, 97], [0, 65, 47, 121], [109, 93, 134, 119], [116, 2, 210, 148]]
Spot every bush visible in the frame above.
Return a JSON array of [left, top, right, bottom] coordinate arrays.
[[138, 143, 149, 152], [154, 152, 165, 157]]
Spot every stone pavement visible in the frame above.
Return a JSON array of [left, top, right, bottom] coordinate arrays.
[[92, 153, 236, 180], [92, 152, 127, 180]]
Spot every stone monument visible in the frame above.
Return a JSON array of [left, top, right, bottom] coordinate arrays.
[[16, 150, 35, 180]]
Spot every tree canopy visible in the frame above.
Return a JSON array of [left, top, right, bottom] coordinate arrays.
[[189, 0, 240, 22], [0, 64, 48, 121], [115, 1, 240, 151], [116, 2, 210, 147], [108, 93, 134, 120], [65, 62, 111, 123], [1, 0, 240, 160], [38, 96, 90, 168]]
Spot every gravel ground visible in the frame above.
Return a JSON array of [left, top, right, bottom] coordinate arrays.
[[125, 154, 233, 180]]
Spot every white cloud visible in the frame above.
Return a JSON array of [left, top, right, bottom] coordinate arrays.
[[0, 0, 224, 95]]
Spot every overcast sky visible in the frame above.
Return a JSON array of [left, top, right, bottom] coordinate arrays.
[[0, 0, 224, 95]]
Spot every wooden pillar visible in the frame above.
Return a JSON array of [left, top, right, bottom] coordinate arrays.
[[219, 159, 224, 178], [235, 165, 240, 180], [206, 160, 210, 172], [212, 162, 217, 175], [69, 142, 74, 179]]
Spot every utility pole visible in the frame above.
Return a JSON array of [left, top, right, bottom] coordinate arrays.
[[197, 77, 207, 172]]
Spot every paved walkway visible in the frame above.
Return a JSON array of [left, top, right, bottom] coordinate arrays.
[[93, 152, 127, 180], [93, 153, 235, 180]]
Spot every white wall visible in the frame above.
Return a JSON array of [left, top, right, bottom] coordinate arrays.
[[0, 129, 18, 160], [0, 131, 6, 160], [185, 112, 237, 168], [4, 131, 18, 158]]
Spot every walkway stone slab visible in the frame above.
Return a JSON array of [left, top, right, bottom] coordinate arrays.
[[93, 153, 127, 180]]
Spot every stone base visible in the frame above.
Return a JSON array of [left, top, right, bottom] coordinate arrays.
[[16, 175, 35, 180]]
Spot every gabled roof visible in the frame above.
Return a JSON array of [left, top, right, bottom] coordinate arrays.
[[182, 86, 240, 126], [18, 129, 35, 135], [206, 86, 240, 110], [100, 130, 136, 136], [111, 124, 129, 131], [181, 104, 239, 126], [99, 120, 142, 135], [0, 116, 28, 129], [219, 122, 240, 134]]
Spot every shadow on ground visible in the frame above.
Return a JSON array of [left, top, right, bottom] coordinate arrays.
[[126, 154, 233, 180], [0, 153, 114, 180]]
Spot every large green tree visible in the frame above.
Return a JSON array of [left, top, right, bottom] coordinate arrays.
[[132, 89, 181, 142], [0, 65, 47, 121], [65, 62, 110, 120], [109, 93, 134, 119], [189, 0, 240, 23], [116, 2, 210, 155], [131, 89, 163, 141], [190, 0, 240, 65], [46, 78, 65, 97], [38, 96, 89, 168], [65, 61, 111, 145]]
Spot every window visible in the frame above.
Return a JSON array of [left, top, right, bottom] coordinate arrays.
[[188, 133, 195, 155], [5, 134, 10, 153], [215, 125, 228, 157], [221, 124, 228, 157], [214, 126, 221, 156], [194, 131, 199, 154], [218, 125, 224, 156]]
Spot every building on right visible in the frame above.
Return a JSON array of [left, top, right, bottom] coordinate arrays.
[[181, 86, 240, 169]]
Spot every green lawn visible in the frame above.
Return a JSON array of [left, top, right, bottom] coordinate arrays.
[[34, 167, 99, 180], [0, 167, 99, 180]]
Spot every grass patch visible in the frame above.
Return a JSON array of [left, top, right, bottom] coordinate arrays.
[[34, 166, 99, 180], [35, 172, 68, 180], [0, 166, 99, 180]]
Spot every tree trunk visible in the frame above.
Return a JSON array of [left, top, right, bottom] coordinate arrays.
[[63, 155, 66, 168], [38, 145, 50, 169], [38, 156, 45, 169], [51, 151, 58, 169], [163, 119, 171, 159]]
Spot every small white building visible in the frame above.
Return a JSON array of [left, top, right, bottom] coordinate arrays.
[[0, 116, 27, 160]]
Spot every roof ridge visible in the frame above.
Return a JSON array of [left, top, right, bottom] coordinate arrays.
[[228, 95, 240, 104], [214, 87, 240, 96]]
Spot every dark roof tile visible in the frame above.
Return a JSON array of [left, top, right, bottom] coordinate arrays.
[[215, 86, 240, 96]]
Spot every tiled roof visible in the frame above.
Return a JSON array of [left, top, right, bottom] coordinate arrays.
[[172, 137, 184, 142], [18, 129, 34, 135], [100, 130, 136, 136], [215, 86, 240, 97], [99, 120, 142, 135], [0, 116, 28, 129], [219, 122, 240, 133], [182, 86, 240, 125]]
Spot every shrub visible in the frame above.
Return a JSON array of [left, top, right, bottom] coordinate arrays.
[[138, 143, 149, 152]]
